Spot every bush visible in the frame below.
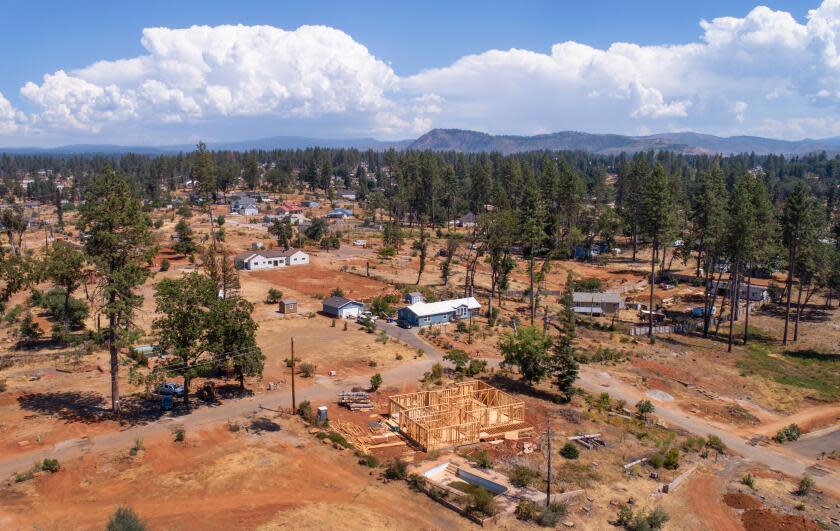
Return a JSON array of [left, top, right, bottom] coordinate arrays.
[[741, 473, 756, 490], [41, 458, 60, 473], [617, 505, 669, 530], [357, 453, 379, 468], [378, 246, 397, 258], [539, 502, 567, 527], [663, 447, 680, 470], [774, 424, 802, 443], [19, 313, 42, 343], [510, 465, 539, 487], [174, 429, 185, 442], [468, 486, 497, 517], [265, 288, 283, 304], [797, 475, 814, 495], [384, 458, 408, 480], [635, 400, 654, 419], [475, 449, 493, 468], [159, 259, 170, 272], [407, 473, 426, 491], [648, 452, 665, 469], [297, 400, 315, 423], [299, 362, 316, 378], [326, 432, 351, 448], [39, 288, 89, 328], [369, 373, 382, 392], [330, 287, 344, 297], [705, 435, 726, 454], [107, 506, 146, 531], [560, 442, 580, 459], [514, 498, 539, 520]]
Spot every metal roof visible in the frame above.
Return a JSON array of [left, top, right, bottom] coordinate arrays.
[[403, 297, 481, 318]]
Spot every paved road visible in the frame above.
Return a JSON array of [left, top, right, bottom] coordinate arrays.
[[2, 324, 838, 497]]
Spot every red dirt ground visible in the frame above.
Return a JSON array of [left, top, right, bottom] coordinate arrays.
[[741, 509, 822, 531], [724, 492, 763, 510]]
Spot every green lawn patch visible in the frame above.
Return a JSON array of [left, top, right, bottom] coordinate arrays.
[[737, 344, 840, 401]]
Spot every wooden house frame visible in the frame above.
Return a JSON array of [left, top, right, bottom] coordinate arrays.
[[388, 381, 526, 451]]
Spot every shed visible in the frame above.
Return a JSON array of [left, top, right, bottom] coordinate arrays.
[[405, 291, 423, 304], [322, 296, 364, 318], [279, 299, 298, 314], [572, 292, 625, 315]]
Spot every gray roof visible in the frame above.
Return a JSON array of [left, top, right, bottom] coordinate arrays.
[[322, 296, 363, 309], [281, 298, 297, 304], [572, 292, 622, 304], [407, 292, 422, 297]]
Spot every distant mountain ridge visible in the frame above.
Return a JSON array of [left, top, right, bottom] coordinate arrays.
[[3, 129, 838, 156], [407, 129, 840, 155]]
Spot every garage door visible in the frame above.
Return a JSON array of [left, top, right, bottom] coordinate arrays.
[[340, 307, 360, 318]]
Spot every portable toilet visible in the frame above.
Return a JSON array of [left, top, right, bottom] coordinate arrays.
[[317, 406, 328, 424]]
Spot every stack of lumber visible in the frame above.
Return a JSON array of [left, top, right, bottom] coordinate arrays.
[[568, 433, 606, 449], [338, 391, 374, 411]]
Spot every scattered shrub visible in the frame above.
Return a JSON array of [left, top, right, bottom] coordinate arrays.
[[299, 362, 316, 378], [648, 452, 665, 469], [663, 447, 680, 470], [705, 435, 727, 454], [326, 432, 351, 448], [265, 288, 283, 304], [129, 437, 144, 456], [384, 458, 408, 480], [797, 475, 814, 495], [560, 442, 580, 459], [510, 465, 539, 488], [297, 401, 315, 423], [174, 429, 185, 442], [41, 458, 60, 473], [774, 424, 801, 444], [475, 449, 493, 468], [741, 473, 755, 490], [538, 502, 567, 527], [106, 506, 146, 531], [635, 400, 654, 420], [468, 486, 497, 517], [159, 259, 170, 272], [407, 473, 426, 491], [14, 471, 33, 483], [369, 373, 382, 391], [515, 499, 539, 521], [357, 453, 379, 468]]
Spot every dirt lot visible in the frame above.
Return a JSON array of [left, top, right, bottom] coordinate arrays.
[[0, 415, 470, 530]]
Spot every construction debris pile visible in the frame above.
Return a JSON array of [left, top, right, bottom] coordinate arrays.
[[331, 418, 406, 454], [338, 390, 374, 411]]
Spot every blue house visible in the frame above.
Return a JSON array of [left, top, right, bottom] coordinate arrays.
[[397, 297, 481, 328]]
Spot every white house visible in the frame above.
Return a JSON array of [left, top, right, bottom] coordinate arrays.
[[234, 248, 310, 270], [230, 194, 259, 216]]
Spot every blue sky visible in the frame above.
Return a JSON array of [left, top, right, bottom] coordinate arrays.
[[0, 1, 835, 145]]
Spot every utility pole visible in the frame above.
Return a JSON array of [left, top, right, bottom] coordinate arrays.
[[290, 337, 296, 412], [546, 418, 552, 508]]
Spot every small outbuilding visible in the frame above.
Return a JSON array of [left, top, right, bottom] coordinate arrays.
[[572, 292, 625, 315], [322, 296, 365, 319], [279, 298, 298, 314], [404, 292, 423, 304]]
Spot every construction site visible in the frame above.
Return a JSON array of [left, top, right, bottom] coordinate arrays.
[[388, 381, 530, 451]]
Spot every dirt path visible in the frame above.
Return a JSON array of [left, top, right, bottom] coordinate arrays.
[[576, 365, 840, 497]]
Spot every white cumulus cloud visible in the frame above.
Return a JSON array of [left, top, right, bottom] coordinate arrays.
[[20, 24, 404, 134], [10, 2, 840, 142]]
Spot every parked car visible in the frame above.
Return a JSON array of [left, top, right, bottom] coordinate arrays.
[[157, 382, 185, 396]]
